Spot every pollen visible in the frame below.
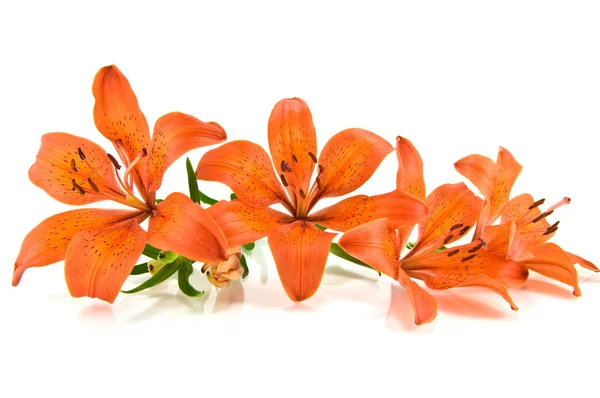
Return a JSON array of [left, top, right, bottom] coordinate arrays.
[[77, 148, 86, 161], [461, 254, 476, 263], [107, 154, 121, 170], [450, 223, 464, 231], [70, 158, 78, 172], [87, 178, 100, 193], [308, 152, 317, 163], [528, 198, 546, 210]]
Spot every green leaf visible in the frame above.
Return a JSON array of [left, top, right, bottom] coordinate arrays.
[[240, 254, 249, 279], [186, 157, 201, 204], [177, 262, 205, 297], [142, 243, 161, 259], [199, 192, 218, 205], [314, 224, 327, 231], [155, 199, 163, 204], [405, 241, 415, 250], [329, 243, 381, 276], [435, 245, 447, 252], [130, 262, 149, 275], [230, 193, 238, 200], [243, 242, 255, 251], [121, 259, 182, 294]]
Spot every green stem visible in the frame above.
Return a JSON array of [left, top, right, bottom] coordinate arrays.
[[329, 243, 381, 276]]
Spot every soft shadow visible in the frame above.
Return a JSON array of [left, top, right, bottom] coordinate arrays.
[[578, 274, 600, 284], [77, 302, 116, 324], [122, 289, 212, 324], [322, 264, 380, 285], [213, 281, 245, 314], [246, 243, 269, 284], [518, 279, 575, 299], [385, 284, 421, 332], [434, 292, 508, 319], [284, 302, 315, 313]]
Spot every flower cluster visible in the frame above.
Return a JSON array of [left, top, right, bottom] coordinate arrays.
[[13, 65, 597, 324]]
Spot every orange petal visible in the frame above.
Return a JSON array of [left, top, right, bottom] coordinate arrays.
[[338, 218, 400, 278], [481, 222, 533, 262], [65, 219, 147, 303], [316, 128, 393, 199], [92, 65, 150, 165], [196, 140, 291, 209], [147, 193, 228, 263], [410, 183, 484, 257], [567, 252, 599, 272], [13, 209, 145, 286], [144, 112, 227, 192], [525, 243, 581, 296], [268, 98, 317, 192], [395, 136, 426, 200], [268, 221, 337, 302], [308, 190, 429, 232], [29, 133, 126, 205], [454, 154, 497, 199], [500, 193, 535, 223], [489, 147, 522, 221], [451, 275, 519, 311], [397, 267, 438, 325], [506, 222, 534, 262], [207, 200, 291, 246]]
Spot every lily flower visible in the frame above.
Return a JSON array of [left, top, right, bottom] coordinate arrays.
[[201, 246, 245, 288], [339, 137, 528, 325], [13, 65, 229, 303], [455, 148, 598, 295], [196, 98, 429, 302]]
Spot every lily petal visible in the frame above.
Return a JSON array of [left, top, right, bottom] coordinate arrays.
[[397, 267, 438, 325], [147, 193, 228, 263], [395, 136, 426, 200], [92, 65, 150, 165], [207, 200, 291, 246], [268, 98, 317, 192], [411, 183, 484, 257], [454, 154, 497, 200], [500, 193, 535, 223], [450, 275, 519, 311], [13, 209, 145, 286], [196, 140, 291, 209], [308, 190, 429, 232], [144, 112, 227, 192], [567, 252, 599, 272], [29, 133, 126, 205], [490, 147, 522, 221], [268, 221, 336, 302], [316, 128, 393, 199], [525, 243, 581, 296], [338, 218, 400, 278], [65, 218, 147, 303]]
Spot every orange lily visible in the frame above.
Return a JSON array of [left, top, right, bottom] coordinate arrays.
[[339, 137, 528, 325], [196, 98, 429, 302], [13, 65, 229, 303], [455, 148, 598, 296]]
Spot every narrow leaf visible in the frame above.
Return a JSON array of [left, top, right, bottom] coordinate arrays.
[[405, 242, 415, 250], [155, 199, 163, 204], [230, 193, 238, 200], [314, 224, 327, 231], [130, 263, 149, 275], [142, 243, 161, 259], [186, 157, 201, 204], [240, 254, 249, 279], [178, 262, 205, 297], [329, 243, 381, 276], [243, 242, 255, 251], [121, 260, 181, 294]]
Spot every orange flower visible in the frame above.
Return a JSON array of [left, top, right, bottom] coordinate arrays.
[[13, 65, 229, 303], [339, 137, 528, 325], [201, 247, 244, 288], [455, 148, 598, 295], [196, 98, 429, 302]]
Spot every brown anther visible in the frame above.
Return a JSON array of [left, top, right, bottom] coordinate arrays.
[[308, 152, 317, 163], [142, 148, 148, 157], [459, 226, 471, 235], [318, 165, 324, 174], [292, 154, 298, 163], [299, 189, 307, 199], [450, 223, 464, 231], [280, 174, 289, 187], [107, 154, 121, 170], [549, 221, 560, 229], [316, 176, 322, 190], [543, 226, 559, 236], [87, 178, 100, 192], [461, 254, 477, 263], [71, 179, 85, 195], [533, 210, 554, 223], [70, 158, 78, 172], [468, 239, 485, 253], [77, 148, 86, 161], [447, 249, 460, 257], [528, 198, 546, 210], [281, 160, 292, 173], [443, 235, 454, 245]]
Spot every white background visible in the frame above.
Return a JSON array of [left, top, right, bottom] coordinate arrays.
[[1, 1, 599, 397]]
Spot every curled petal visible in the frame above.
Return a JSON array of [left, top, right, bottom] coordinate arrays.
[[450, 275, 519, 311], [567, 252, 599, 272], [454, 154, 498, 200], [395, 136, 426, 200], [308, 190, 429, 232], [397, 267, 438, 325], [65, 219, 148, 303], [144, 112, 227, 192], [490, 147, 522, 221], [316, 128, 393, 199], [196, 140, 290, 209], [268, 221, 336, 302], [525, 243, 582, 296], [148, 193, 228, 263]]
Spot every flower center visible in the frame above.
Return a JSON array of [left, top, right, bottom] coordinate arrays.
[[278, 151, 325, 218]]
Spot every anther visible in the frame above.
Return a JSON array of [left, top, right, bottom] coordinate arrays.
[[459, 226, 471, 235], [447, 249, 459, 257], [299, 189, 307, 199], [532, 210, 554, 223], [308, 152, 317, 163], [87, 178, 100, 193], [107, 154, 121, 170], [142, 148, 148, 157], [316, 177, 322, 190], [318, 165, 324, 174], [450, 223, 464, 231], [71, 179, 85, 195], [77, 148, 86, 160], [281, 160, 292, 173], [292, 154, 298, 163], [280, 174, 289, 187], [468, 239, 486, 253], [549, 221, 560, 229], [443, 235, 454, 245], [543, 226, 559, 236], [528, 198, 546, 210], [70, 158, 78, 172], [461, 254, 477, 263]]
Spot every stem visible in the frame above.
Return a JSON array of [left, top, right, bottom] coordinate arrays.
[[329, 243, 381, 276]]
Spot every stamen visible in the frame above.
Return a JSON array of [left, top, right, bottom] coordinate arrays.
[[114, 139, 130, 167], [77, 148, 86, 161], [545, 197, 571, 213], [468, 239, 486, 253], [318, 165, 324, 174], [447, 249, 459, 257], [315, 177, 322, 190], [532, 210, 554, 223], [459, 226, 471, 235], [71, 179, 85, 195], [280, 160, 292, 173], [123, 148, 148, 190], [299, 189, 307, 199], [308, 152, 317, 163], [443, 235, 454, 245], [70, 158, 78, 172], [543, 226, 559, 235], [528, 198, 546, 210], [107, 154, 122, 170], [142, 148, 148, 157], [280, 174, 289, 187], [292, 154, 298, 163], [87, 178, 100, 193], [461, 254, 477, 263], [549, 221, 560, 229], [450, 223, 464, 231]]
